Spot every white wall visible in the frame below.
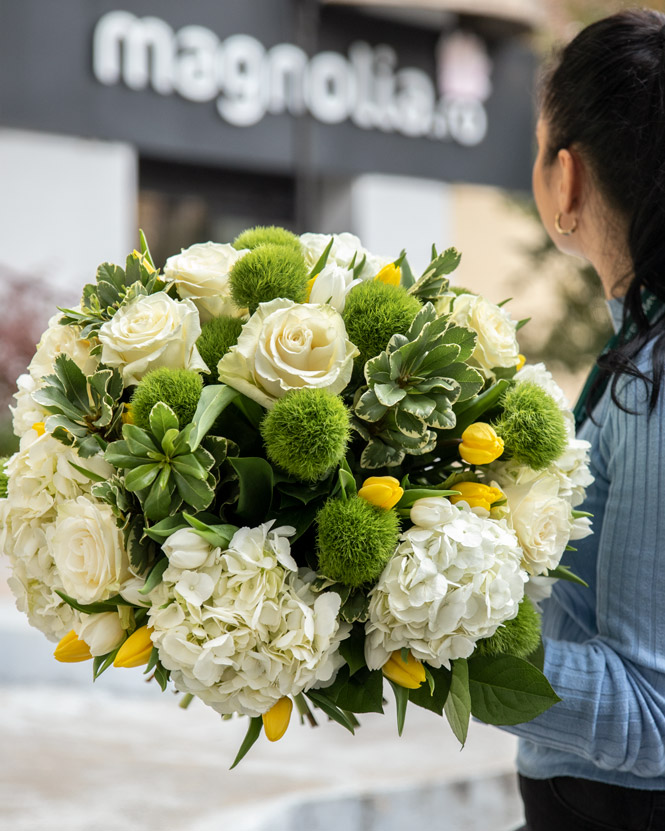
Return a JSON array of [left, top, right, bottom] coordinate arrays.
[[0, 129, 137, 305]]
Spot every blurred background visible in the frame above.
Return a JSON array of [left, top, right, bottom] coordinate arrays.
[[0, 1, 662, 829]]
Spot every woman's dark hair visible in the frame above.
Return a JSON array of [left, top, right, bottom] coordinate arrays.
[[541, 8, 665, 414]]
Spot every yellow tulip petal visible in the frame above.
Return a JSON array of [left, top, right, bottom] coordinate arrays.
[[516, 354, 526, 371], [375, 263, 402, 286], [358, 476, 404, 510], [113, 625, 154, 668], [382, 651, 426, 689], [459, 423, 504, 465], [54, 630, 93, 663], [262, 696, 293, 742], [306, 276, 317, 301]]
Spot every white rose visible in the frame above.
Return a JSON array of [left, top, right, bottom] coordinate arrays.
[[98, 292, 207, 385], [48, 496, 130, 604], [308, 264, 362, 312], [500, 473, 571, 575], [163, 528, 215, 569], [75, 612, 125, 656], [163, 242, 249, 322], [217, 298, 358, 408], [445, 293, 520, 376]]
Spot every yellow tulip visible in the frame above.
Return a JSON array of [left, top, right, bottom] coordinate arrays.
[[305, 275, 317, 301], [54, 630, 93, 663], [516, 354, 526, 371], [374, 262, 402, 287], [382, 651, 426, 690], [113, 625, 154, 668], [132, 249, 156, 274], [459, 423, 504, 465], [358, 476, 404, 510], [31, 422, 46, 436], [450, 481, 504, 512], [262, 696, 293, 742]]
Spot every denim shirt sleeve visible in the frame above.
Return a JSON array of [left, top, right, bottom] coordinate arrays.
[[503, 354, 665, 778]]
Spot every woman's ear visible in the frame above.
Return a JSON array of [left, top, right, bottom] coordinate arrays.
[[556, 146, 583, 215]]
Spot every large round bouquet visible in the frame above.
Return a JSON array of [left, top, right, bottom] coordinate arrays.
[[0, 227, 592, 765]]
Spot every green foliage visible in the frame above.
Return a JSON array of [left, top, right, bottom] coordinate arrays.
[[407, 245, 461, 304], [104, 385, 238, 521], [315, 496, 400, 587], [352, 303, 483, 468], [474, 597, 541, 660], [230, 716, 264, 769], [409, 664, 452, 714], [494, 381, 567, 470], [33, 354, 124, 457], [343, 281, 422, 369], [444, 658, 471, 746], [0, 456, 9, 498], [467, 654, 561, 725], [261, 389, 350, 481], [131, 368, 203, 431], [232, 225, 301, 252], [229, 244, 308, 314], [196, 316, 244, 382], [58, 250, 164, 340]]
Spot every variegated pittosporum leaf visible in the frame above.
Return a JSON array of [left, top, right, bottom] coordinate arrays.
[[33, 354, 125, 458], [104, 385, 238, 522], [407, 246, 462, 304], [352, 303, 483, 468], [58, 249, 166, 343]]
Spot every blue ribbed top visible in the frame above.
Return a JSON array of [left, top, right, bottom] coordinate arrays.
[[509, 298, 665, 789]]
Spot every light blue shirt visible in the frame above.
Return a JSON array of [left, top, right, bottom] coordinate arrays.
[[507, 298, 665, 789]]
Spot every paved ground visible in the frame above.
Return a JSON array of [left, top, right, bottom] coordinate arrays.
[[0, 562, 525, 831]]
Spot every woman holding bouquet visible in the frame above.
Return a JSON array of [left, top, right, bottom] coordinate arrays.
[[510, 9, 665, 830]]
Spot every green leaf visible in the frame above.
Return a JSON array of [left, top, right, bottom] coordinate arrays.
[[546, 565, 589, 587], [143, 466, 175, 521], [188, 385, 239, 451], [55, 590, 133, 615], [125, 514, 153, 573], [228, 456, 274, 524], [360, 439, 404, 470], [374, 384, 407, 407], [230, 717, 263, 770], [337, 466, 357, 500], [173, 470, 215, 511], [144, 514, 189, 543], [339, 624, 367, 676], [305, 690, 356, 734], [468, 655, 561, 726], [400, 256, 416, 289], [453, 379, 512, 435], [149, 402, 180, 442], [394, 408, 428, 438], [354, 389, 388, 423], [67, 461, 110, 484], [33, 386, 84, 421], [123, 424, 159, 457], [138, 558, 169, 595], [409, 664, 452, 714], [387, 679, 410, 737], [309, 235, 335, 278], [93, 648, 120, 680], [54, 354, 90, 413], [183, 513, 238, 549], [171, 453, 208, 481], [516, 317, 531, 331], [97, 262, 126, 291], [329, 665, 384, 713], [139, 228, 156, 268], [396, 487, 459, 509], [125, 463, 161, 492], [444, 658, 471, 746], [524, 638, 545, 672]]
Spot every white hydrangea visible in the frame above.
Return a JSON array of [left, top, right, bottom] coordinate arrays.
[[365, 498, 527, 671], [1, 431, 114, 641], [148, 524, 349, 717]]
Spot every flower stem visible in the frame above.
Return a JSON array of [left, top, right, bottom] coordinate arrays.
[[294, 693, 318, 727]]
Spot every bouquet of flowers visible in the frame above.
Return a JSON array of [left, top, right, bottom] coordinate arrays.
[[0, 227, 593, 766]]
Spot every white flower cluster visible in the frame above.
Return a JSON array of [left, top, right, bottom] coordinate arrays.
[[487, 362, 594, 577], [365, 498, 526, 670], [0, 430, 129, 642], [148, 524, 349, 717]]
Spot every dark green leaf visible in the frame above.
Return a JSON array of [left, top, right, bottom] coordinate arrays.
[[54, 354, 90, 412], [189, 384, 239, 450], [388, 679, 410, 736], [524, 638, 545, 672], [468, 655, 561, 726], [173, 470, 215, 511], [305, 690, 356, 734], [33, 387, 84, 421], [410, 664, 452, 714], [546, 565, 589, 587], [67, 461, 109, 484], [123, 424, 159, 457], [55, 590, 133, 615], [230, 717, 263, 769], [444, 658, 471, 746], [228, 456, 274, 523], [332, 666, 384, 713], [93, 648, 120, 680], [308, 235, 334, 278], [183, 513, 238, 549], [144, 514, 189, 543], [143, 466, 175, 521], [339, 624, 367, 676], [149, 402, 180, 441], [125, 463, 161, 492], [138, 558, 169, 595]]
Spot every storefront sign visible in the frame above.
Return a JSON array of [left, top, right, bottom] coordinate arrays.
[[93, 11, 489, 146]]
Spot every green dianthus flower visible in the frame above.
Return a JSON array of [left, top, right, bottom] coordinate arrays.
[[233, 225, 301, 252], [196, 316, 244, 383], [342, 281, 422, 369], [474, 596, 541, 660], [261, 389, 350, 481], [131, 368, 203, 431], [316, 496, 400, 587], [493, 381, 567, 470], [0, 457, 9, 499], [229, 243, 308, 315]]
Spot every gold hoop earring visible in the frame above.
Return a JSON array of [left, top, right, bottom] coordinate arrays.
[[555, 212, 578, 236]]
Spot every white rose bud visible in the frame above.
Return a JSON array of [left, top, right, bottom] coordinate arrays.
[[76, 612, 125, 656], [308, 264, 361, 312], [163, 242, 249, 322], [98, 292, 207, 386], [49, 496, 131, 604], [217, 298, 359, 409], [163, 528, 214, 569]]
